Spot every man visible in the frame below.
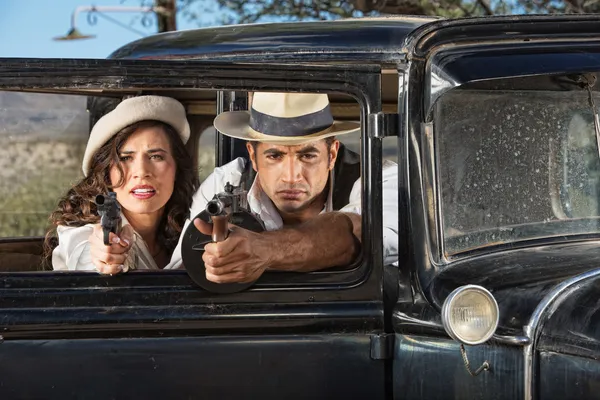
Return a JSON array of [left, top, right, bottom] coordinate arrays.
[[172, 92, 398, 283]]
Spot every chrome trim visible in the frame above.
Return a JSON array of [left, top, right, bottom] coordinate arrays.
[[523, 268, 600, 400], [492, 334, 530, 346], [422, 121, 442, 264], [441, 285, 499, 345], [425, 61, 459, 121]]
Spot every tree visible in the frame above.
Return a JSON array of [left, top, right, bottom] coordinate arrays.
[[133, 0, 600, 28]]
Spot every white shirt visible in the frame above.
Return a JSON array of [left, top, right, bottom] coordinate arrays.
[[53, 157, 399, 271], [171, 157, 399, 267], [52, 214, 181, 271]]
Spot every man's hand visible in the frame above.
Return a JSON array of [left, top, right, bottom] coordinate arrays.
[[194, 218, 271, 284], [193, 211, 359, 281], [88, 224, 134, 275]]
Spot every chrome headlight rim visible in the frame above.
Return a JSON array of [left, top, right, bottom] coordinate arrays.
[[441, 284, 499, 346]]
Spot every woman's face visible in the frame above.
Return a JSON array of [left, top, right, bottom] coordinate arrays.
[[109, 126, 177, 219]]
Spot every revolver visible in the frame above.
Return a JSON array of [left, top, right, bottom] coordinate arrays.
[[94, 192, 122, 246], [204, 182, 247, 243]]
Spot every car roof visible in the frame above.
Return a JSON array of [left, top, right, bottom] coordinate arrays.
[[108, 16, 439, 66]]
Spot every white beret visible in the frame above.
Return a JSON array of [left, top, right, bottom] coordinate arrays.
[[82, 95, 190, 176]]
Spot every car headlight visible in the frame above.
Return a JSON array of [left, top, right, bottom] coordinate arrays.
[[441, 285, 499, 345]]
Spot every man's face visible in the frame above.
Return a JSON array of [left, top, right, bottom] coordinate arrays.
[[247, 139, 339, 215]]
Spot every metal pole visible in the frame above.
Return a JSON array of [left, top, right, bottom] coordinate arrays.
[[155, 0, 177, 32], [71, 5, 155, 28]]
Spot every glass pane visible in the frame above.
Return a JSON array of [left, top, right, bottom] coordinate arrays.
[[0, 92, 89, 238], [337, 124, 397, 163], [564, 111, 600, 217], [437, 88, 600, 256], [197, 126, 216, 183]]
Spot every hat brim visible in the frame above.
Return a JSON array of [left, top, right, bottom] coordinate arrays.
[[213, 111, 360, 145]]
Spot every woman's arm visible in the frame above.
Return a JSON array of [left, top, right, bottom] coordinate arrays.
[[52, 225, 96, 271]]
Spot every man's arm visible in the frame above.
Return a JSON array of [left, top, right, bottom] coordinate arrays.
[[262, 211, 361, 272], [196, 211, 361, 283]]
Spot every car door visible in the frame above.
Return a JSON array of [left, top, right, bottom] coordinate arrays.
[[0, 58, 392, 400]]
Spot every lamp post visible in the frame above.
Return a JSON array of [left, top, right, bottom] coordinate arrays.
[[54, 2, 176, 41], [155, 0, 177, 33]]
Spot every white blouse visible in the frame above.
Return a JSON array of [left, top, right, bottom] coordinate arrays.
[[52, 215, 182, 271]]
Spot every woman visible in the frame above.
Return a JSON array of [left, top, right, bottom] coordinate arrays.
[[45, 95, 198, 273]]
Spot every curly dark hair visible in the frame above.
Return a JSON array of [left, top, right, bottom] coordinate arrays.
[[43, 120, 199, 267]]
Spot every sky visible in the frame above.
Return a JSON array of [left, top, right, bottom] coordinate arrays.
[[0, 0, 202, 59]]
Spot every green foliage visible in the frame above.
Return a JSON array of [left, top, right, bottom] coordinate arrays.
[[0, 167, 82, 238], [0, 138, 86, 238]]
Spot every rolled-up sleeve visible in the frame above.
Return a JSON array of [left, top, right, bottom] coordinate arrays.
[[340, 160, 399, 265], [52, 224, 96, 271]]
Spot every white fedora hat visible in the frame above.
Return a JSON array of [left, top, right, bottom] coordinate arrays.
[[82, 95, 190, 176], [213, 92, 359, 144]]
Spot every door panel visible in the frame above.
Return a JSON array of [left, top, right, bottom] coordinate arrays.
[[0, 335, 385, 400], [0, 58, 388, 397]]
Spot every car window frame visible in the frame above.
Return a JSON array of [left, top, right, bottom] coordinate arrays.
[[0, 58, 389, 317]]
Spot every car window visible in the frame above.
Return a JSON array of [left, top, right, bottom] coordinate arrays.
[[436, 86, 600, 256], [197, 125, 216, 183], [0, 91, 218, 273], [0, 91, 89, 238], [337, 123, 398, 163], [563, 111, 600, 217], [0, 89, 383, 275]]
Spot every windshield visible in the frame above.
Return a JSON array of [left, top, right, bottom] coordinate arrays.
[[436, 85, 600, 256]]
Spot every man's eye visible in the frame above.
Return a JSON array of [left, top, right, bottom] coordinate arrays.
[[301, 154, 317, 160], [266, 154, 282, 160]]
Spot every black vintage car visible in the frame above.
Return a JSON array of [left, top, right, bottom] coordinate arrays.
[[0, 14, 599, 400]]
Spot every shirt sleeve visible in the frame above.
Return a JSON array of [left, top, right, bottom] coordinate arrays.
[[167, 157, 247, 268], [51, 224, 96, 271], [339, 160, 399, 266]]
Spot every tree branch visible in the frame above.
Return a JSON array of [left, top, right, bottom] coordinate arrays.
[[474, 0, 494, 14]]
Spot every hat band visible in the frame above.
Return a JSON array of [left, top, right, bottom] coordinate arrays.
[[249, 105, 334, 137], [247, 123, 336, 141]]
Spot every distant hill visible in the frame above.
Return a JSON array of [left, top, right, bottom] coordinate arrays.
[[0, 91, 89, 140]]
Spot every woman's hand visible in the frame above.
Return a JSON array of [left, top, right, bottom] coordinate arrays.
[[88, 224, 134, 275]]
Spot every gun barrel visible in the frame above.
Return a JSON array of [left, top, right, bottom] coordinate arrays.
[[95, 194, 106, 206], [94, 192, 121, 245], [206, 199, 225, 216]]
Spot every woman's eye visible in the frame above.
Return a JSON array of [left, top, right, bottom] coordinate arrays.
[[119, 156, 132, 162], [150, 154, 164, 161]]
